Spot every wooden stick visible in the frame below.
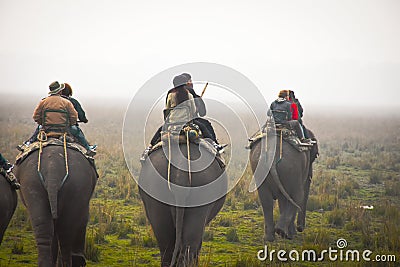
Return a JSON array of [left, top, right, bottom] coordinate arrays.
[[200, 82, 208, 97]]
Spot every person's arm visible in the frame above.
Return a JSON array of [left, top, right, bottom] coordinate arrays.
[[71, 98, 88, 123], [187, 87, 206, 116], [32, 100, 44, 125], [296, 100, 303, 118], [286, 102, 292, 121]]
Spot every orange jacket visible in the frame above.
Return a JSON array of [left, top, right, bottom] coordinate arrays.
[[33, 95, 78, 130]]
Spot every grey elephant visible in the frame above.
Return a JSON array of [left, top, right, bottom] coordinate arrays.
[[139, 141, 227, 267], [249, 128, 317, 242], [0, 173, 18, 244], [15, 146, 97, 267]]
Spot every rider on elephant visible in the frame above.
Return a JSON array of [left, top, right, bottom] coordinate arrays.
[[17, 81, 96, 156], [268, 90, 313, 145], [288, 90, 310, 139], [61, 83, 97, 153], [0, 153, 20, 189], [141, 74, 226, 161]]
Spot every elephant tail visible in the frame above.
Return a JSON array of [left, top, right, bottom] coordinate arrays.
[[47, 177, 59, 219], [171, 206, 184, 267], [270, 164, 301, 211]]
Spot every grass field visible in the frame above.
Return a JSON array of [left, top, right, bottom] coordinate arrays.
[[0, 96, 399, 266]]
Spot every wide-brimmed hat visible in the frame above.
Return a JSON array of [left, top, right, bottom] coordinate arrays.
[[48, 81, 65, 95], [173, 74, 189, 88]]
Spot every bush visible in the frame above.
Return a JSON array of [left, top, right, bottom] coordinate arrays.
[[11, 241, 24, 255], [307, 195, 337, 211], [385, 181, 400, 196], [326, 156, 340, 169], [143, 235, 157, 248], [369, 171, 382, 184], [203, 230, 214, 241], [85, 237, 101, 262], [243, 200, 259, 210], [218, 217, 233, 227], [326, 208, 346, 227], [226, 228, 239, 242]]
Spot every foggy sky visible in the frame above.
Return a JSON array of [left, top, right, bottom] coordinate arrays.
[[1, 0, 399, 109]]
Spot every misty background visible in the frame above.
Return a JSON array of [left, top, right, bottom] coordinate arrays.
[[1, 0, 399, 115]]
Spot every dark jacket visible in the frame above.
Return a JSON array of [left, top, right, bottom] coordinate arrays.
[[294, 98, 303, 118], [63, 96, 88, 123], [186, 87, 206, 117], [268, 98, 292, 124]]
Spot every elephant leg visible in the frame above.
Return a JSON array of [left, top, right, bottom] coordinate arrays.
[[32, 210, 55, 266], [23, 189, 55, 267], [180, 207, 208, 266], [276, 197, 297, 239], [277, 192, 303, 239], [258, 186, 275, 242], [70, 211, 89, 267], [141, 194, 175, 267], [297, 177, 311, 232], [276, 197, 289, 238], [288, 213, 297, 239]]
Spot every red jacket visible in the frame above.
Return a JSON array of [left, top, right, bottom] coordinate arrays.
[[290, 102, 299, 120]]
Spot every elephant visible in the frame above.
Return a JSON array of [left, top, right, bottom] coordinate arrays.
[[139, 140, 227, 267], [249, 128, 317, 242], [15, 145, 97, 267], [0, 173, 18, 244]]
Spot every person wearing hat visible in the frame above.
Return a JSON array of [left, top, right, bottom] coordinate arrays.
[[180, 73, 223, 145], [141, 74, 224, 161], [32, 81, 78, 132], [0, 152, 20, 190], [18, 81, 96, 155], [268, 90, 312, 145]]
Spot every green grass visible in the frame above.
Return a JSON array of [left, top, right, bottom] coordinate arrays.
[[0, 100, 399, 266]]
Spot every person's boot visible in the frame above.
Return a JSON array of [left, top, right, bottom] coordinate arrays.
[[86, 144, 97, 157], [300, 138, 314, 146], [16, 141, 31, 152], [4, 163, 20, 190], [212, 142, 227, 154], [140, 145, 153, 162]]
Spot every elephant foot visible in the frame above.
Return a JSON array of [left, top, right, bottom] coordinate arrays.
[[72, 254, 86, 266], [275, 227, 289, 239], [264, 233, 275, 242], [297, 225, 304, 232]]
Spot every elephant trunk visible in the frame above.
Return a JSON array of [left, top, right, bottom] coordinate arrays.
[[270, 164, 301, 211], [171, 206, 184, 267]]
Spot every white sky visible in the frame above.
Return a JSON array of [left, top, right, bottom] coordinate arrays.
[[1, 0, 399, 110]]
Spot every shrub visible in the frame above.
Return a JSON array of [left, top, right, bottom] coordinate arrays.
[[226, 228, 239, 243], [11, 241, 24, 255], [85, 237, 101, 262], [385, 181, 400, 196], [243, 200, 259, 210], [369, 171, 382, 184], [143, 235, 157, 248], [326, 156, 340, 169], [326, 208, 346, 227], [218, 217, 233, 227], [203, 230, 214, 242]]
